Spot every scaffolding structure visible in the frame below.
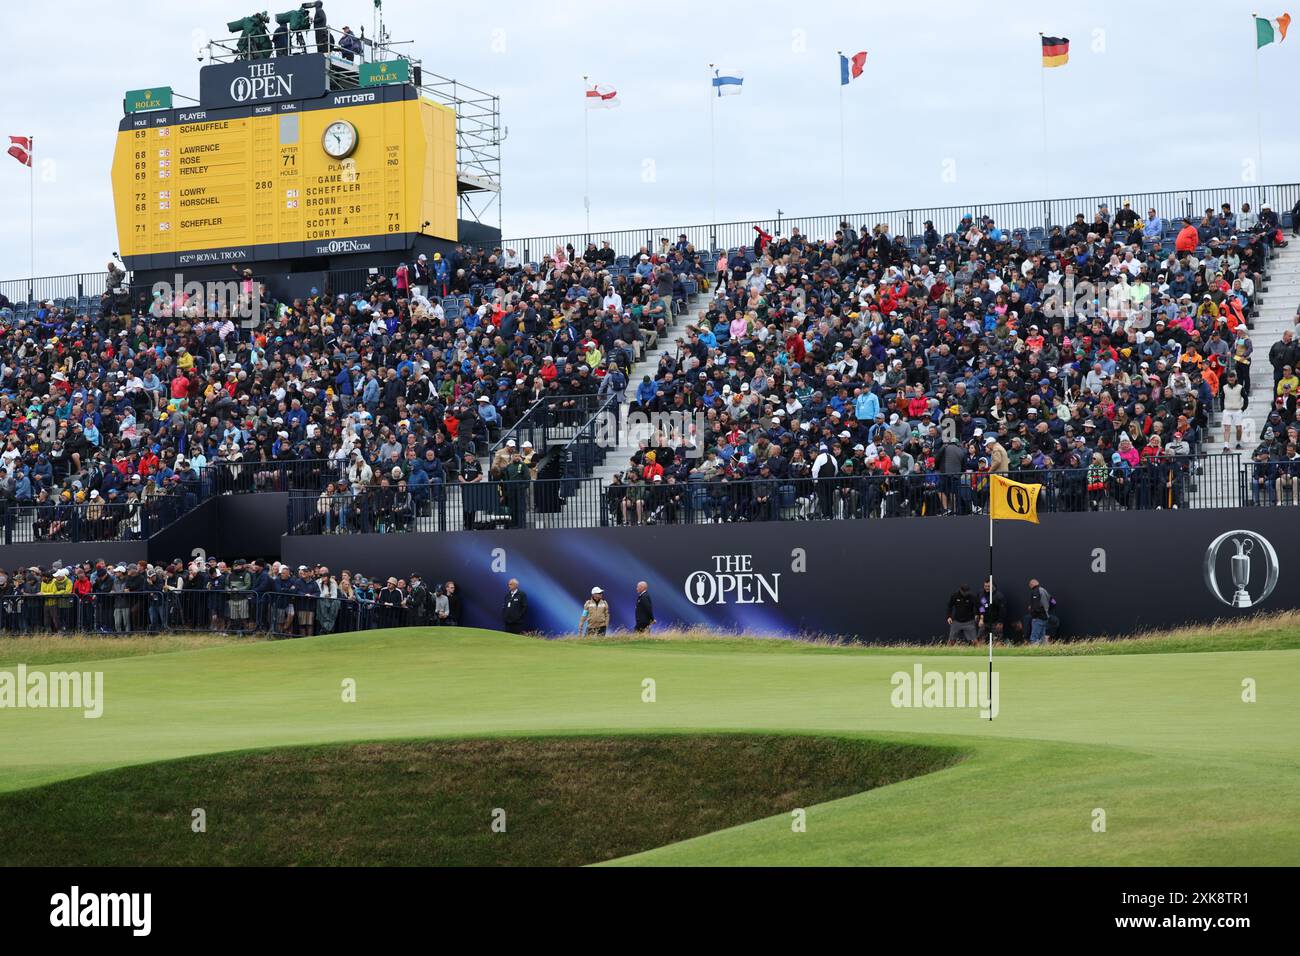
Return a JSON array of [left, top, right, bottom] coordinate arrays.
[[198, 20, 502, 232]]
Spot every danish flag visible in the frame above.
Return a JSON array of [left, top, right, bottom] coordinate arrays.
[[8, 135, 32, 167]]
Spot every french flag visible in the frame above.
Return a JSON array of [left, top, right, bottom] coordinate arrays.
[[840, 51, 867, 86]]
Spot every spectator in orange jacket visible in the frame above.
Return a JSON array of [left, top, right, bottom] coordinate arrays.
[[1175, 220, 1199, 254]]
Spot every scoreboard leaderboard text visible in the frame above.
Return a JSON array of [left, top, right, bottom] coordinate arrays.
[[111, 84, 456, 270]]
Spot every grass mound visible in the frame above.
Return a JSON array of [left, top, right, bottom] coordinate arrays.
[[0, 734, 960, 867]]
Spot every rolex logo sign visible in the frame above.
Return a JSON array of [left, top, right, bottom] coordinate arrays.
[[684, 555, 780, 605]]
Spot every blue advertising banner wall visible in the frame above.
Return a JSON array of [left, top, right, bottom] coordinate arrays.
[[280, 507, 1299, 643]]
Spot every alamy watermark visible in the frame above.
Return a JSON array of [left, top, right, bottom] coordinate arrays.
[[149, 273, 261, 326], [50, 886, 150, 936], [0, 666, 104, 718], [1038, 275, 1153, 330], [890, 664, 998, 719], [592, 410, 709, 459]]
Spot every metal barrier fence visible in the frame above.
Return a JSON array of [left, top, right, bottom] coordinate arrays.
[[194, 458, 347, 495], [1243, 461, 1300, 507], [283, 455, 1241, 534], [0, 590, 447, 636], [463, 183, 1300, 262], [0, 496, 187, 545], [609, 457, 1241, 525], [0, 271, 114, 307], [561, 394, 621, 482], [490, 392, 609, 461], [12, 183, 1296, 301], [289, 478, 610, 534]]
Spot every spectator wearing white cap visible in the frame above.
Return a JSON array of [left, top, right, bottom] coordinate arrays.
[[582, 586, 610, 636]]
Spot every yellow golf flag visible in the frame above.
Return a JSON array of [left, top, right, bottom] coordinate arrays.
[[989, 475, 1041, 523]]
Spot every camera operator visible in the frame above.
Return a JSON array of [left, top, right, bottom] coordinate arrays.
[[309, 2, 330, 55], [338, 25, 363, 62]]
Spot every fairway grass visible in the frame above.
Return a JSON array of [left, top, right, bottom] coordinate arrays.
[[0, 626, 1296, 865]]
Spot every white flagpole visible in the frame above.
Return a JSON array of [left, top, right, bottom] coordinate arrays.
[[582, 75, 591, 236], [837, 52, 846, 215], [708, 63, 717, 244], [29, 135, 35, 282], [1038, 34, 1049, 198], [1252, 14, 1264, 184]]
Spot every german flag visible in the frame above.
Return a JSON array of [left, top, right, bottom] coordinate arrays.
[[1041, 35, 1069, 68]]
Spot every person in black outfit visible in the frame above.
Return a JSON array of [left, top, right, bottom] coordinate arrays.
[[946, 583, 978, 645], [310, 1, 329, 54], [979, 579, 1006, 643], [634, 580, 655, 632], [502, 578, 527, 633]]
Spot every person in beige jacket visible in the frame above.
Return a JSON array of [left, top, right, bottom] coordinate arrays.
[[984, 435, 1009, 474], [581, 586, 611, 636]]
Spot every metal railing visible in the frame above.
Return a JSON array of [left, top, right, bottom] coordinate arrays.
[[12, 182, 1294, 299], [561, 394, 622, 483], [463, 182, 1300, 262], [278, 455, 1245, 535], [288, 478, 609, 534], [0, 271, 115, 308], [0, 496, 186, 545], [608, 458, 1241, 524], [489, 392, 609, 461], [194, 458, 347, 495], [1243, 461, 1300, 507], [0, 589, 448, 636]]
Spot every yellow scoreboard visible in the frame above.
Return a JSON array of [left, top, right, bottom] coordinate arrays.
[[112, 83, 456, 270]]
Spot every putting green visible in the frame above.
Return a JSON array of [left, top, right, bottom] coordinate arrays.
[[1, 628, 1296, 865]]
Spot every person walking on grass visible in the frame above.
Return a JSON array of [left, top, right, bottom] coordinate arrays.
[[634, 580, 655, 632], [946, 583, 978, 645], [581, 586, 609, 636], [1028, 578, 1054, 645]]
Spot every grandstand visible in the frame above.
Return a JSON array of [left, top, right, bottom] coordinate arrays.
[[1, 178, 1298, 639]]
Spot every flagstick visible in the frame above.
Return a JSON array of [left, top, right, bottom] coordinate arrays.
[[582, 75, 591, 237], [1038, 34, 1049, 198], [1252, 14, 1264, 184], [987, 506, 994, 721], [837, 51, 846, 215], [708, 63, 717, 247]]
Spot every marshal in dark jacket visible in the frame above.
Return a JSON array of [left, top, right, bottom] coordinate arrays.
[[634, 589, 655, 631], [502, 586, 528, 632]]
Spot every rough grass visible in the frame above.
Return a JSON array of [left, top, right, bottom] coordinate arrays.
[[1, 610, 1293, 668], [0, 735, 960, 867], [0, 633, 262, 668], [552, 611, 1300, 656]]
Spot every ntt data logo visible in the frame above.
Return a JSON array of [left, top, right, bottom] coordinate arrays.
[[684, 555, 780, 605], [1203, 530, 1280, 609]]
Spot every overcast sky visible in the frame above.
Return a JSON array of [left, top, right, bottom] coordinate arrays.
[[2, 0, 1296, 276]]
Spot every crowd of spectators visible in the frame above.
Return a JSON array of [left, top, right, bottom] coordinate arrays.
[[0, 558, 464, 635], [606, 198, 1298, 521], [1, 195, 1298, 536], [0, 240, 706, 536]]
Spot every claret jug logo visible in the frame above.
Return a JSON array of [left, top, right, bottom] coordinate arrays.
[[1204, 530, 1279, 609]]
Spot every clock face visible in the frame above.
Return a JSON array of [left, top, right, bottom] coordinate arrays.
[[322, 120, 358, 159]]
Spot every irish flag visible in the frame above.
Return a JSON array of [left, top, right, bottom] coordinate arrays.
[[1041, 36, 1069, 68], [1256, 13, 1291, 47]]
